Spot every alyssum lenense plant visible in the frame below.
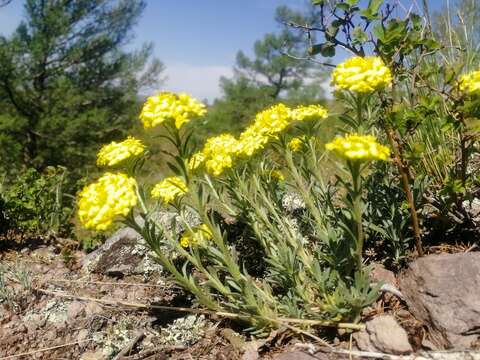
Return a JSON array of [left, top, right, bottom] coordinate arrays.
[[330, 55, 426, 257], [290, 0, 466, 256], [325, 134, 390, 270], [76, 88, 391, 335], [75, 0, 480, 332]]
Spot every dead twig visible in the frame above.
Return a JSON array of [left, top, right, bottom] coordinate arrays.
[[113, 331, 145, 360], [465, 244, 478, 253], [294, 343, 480, 359], [50, 278, 170, 288], [130, 344, 187, 359], [37, 288, 217, 316], [0, 338, 93, 359], [37, 288, 365, 331]]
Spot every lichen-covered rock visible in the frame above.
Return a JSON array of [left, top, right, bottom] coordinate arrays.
[[353, 315, 413, 355], [399, 252, 480, 349], [81, 227, 160, 276], [91, 318, 137, 358], [282, 192, 306, 213], [159, 314, 208, 346], [23, 300, 69, 325], [82, 210, 199, 276], [463, 198, 480, 223]]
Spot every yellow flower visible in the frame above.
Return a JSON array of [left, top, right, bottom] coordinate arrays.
[[236, 104, 293, 156], [291, 105, 328, 121], [237, 126, 270, 156], [201, 134, 239, 176], [287, 137, 304, 152], [271, 170, 285, 182], [250, 103, 292, 135], [151, 176, 188, 203], [180, 224, 213, 248], [78, 173, 137, 231], [96, 136, 145, 167], [326, 134, 390, 161], [187, 152, 206, 171], [140, 92, 207, 129], [459, 70, 480, 95], [188, 103, 326, 172], [331, 56, 392, 93]]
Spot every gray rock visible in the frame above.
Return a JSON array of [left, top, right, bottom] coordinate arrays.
[[67, 301, 85, 320], [353, 315, 413, 355], [85, 302, 103, 317], [369, 263, 397, 286], [77, 329, 89, 341], [80, 351, 106, 360], [273, 352, 323, 360], [399, 252, 480, 350], [82, 227, 155, 276], [241, 343, 260, 360], [82, 210, 199, 276]]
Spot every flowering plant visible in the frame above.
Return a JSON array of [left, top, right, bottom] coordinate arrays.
[[76, 0, 480, 337], [76, 89, 385, 334]]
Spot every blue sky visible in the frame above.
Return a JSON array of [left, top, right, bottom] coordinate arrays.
[[0, 0, 446, 100]]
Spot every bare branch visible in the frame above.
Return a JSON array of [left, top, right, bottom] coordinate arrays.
[[279, 49, 336, 68]]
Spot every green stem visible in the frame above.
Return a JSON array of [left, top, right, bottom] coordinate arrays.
[[348, 160, 364, 270], [285, 150, 329, 242], [155, 250, 219, 310], [135, 184, 148, 214], [385, 128, 424, 257], [356, 95, 362, 131], [191, 187, 244, 285], [354, 197, 364, 270]]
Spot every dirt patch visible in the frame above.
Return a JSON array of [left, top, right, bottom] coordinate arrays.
[[1, 241, 479, 359]]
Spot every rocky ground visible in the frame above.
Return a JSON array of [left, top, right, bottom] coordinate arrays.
[[1, 227, 480, 359]]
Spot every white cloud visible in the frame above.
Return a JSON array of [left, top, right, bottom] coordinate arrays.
[[161, 63, 233, 102]]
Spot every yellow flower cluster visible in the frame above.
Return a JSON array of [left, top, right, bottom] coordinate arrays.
[[78, 173, 137, 231], [459, 69, 480, 95], [96, 136, 145, 167], [238, 104, 291, 156], [187, 103, 328, 175], [180, 224, 212, 248], [187, 152, 206, 171], [248, 104, 292, 135], [237, 126, 271, 157], [326, 134, 390, 161], [288, 136, 305, 152], [270, 170, 285, 182], [202, 134, 240, 176], [151, 176, 188, 203], [291, 105, 328, 121], [236, 103, 301, 156], [140, 92, 207, 129], [332, 56, 392, 93]]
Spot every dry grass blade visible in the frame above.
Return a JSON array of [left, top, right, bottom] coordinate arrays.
[[0, 339, 93, 360], [36, 288, 364, 330]]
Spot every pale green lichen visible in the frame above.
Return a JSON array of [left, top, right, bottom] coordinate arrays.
[[159, 315, 207, 346]]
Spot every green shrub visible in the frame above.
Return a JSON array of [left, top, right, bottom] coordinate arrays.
[[1, 166, 76, 238]]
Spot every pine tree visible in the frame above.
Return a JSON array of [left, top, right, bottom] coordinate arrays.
[[234, 5, 320, 99], [0, 0, 163, 173], [199, 5, 326, 140]]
